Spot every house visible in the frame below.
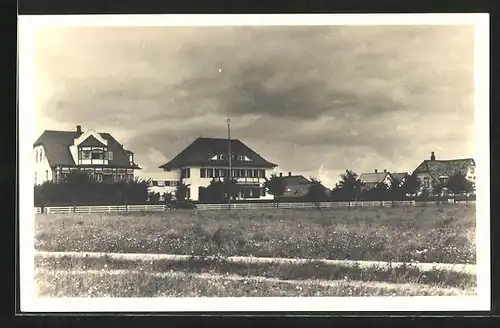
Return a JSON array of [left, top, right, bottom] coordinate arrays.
[[159, 137, 278, 201], [359, 169, 392, 190], [135, 170, 179, 201], [33, 125, 140, 185], [280, 172, 330, 200], [412, 151, 476, 194], [389, 172, 410, 187]]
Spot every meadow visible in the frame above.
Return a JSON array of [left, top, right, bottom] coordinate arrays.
[[35, 204, 476, 264]]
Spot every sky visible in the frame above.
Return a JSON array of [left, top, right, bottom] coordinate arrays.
[[32, 25, 475, 188]]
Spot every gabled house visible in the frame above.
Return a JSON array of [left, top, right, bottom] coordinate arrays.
[[159, 137, 278, 201], [33, 125, 140, 185], [359, 169, 392, 190], [280, 172, 330, 201], [412, 151, 475, 195]]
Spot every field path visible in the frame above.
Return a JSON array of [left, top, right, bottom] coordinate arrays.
[[35, 251, 476, 274]]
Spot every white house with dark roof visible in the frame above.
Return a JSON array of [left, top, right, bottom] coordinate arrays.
[[135, 170, 180, 200], [33, 125, 140, 185], [359, 169, 392, 190], [412, 151, 475, 194], [159, 137, 277, 201]]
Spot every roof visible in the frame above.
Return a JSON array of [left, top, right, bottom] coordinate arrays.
[[413, 158, 475, 182], [33, 130, 138, 168], [78, 135, 107, 147], [159, 137, 278, 170], [282, 175, 310, 185], [390, 172, 409, 182], [281, 175, 329, 198], [359, 172, 390, 184]]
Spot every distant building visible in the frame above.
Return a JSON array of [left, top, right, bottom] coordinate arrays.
[[412, 151, 475, 194], [135, 170, 179, 201], [280, 172, 329, 200], [33, 125, 140, 185], [158, 137, 277, 201], [359, 169, 392, 190]]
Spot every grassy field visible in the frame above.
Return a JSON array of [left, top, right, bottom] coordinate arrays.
[[35, 269, 475, 297], [35, 204, 476, 264]]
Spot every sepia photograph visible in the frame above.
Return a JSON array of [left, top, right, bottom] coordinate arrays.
[[18, 14, 490, 312]]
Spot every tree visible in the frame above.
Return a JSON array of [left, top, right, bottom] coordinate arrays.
[[63, 170, 93, 210], [431, 181, 445, 197], [388, 177, 405, 201], [306, 177, 328, 207], [420, 186, 431, 200], [402, 173, 421, 197], [335, 169, 362, 201], [222, 177, 239, 202], [263, 173, 287, 208], [175, 182, 189, 202], [446, 171, 474, 198], [200, 178, 236, 203]]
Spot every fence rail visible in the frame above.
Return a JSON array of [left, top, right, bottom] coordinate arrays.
[[34, 200, 476, 214]]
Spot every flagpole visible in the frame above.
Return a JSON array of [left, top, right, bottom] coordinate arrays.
[[227, 118, 232, 210]]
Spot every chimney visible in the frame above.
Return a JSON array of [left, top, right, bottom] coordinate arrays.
[[374, 169, 378, 173], [431, 151, 436, 161], [279, 173, 283, 177], [76, 125, 82, 134], [288, 172, 292, 177]]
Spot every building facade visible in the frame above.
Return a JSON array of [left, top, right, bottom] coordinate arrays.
[[33, 125, 140, 185], [135, 170, 180, 200], [412, 151, 475, 195], [159, 137, 277, 201]]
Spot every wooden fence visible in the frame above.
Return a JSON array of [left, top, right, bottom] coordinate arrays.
[[34, 200, 475, 214]]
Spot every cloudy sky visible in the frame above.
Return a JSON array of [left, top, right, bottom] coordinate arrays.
[[32, 25, 475, 188]]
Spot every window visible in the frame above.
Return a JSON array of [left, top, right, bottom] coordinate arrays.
[[200, 168, 206, 178], [238, 155, 245, 161], [240, 169, 246, 177], [470, 167, 475, 174], [129, 154, 134, 164], [45, 170, 48, 181], [259, 169, 265, 178], [35, 151, 38, 163], [104, 151, 113, 160], [34, 172, 37, 185], [40, 150, 43, 162], [208, 168, 214, 178], [253, 169, 259, 178], [181, 168, 191, 179], [246, 169, 253, 177], [186, 188, 191, 200], [82, 150, 91, 159], [91, 149, 104, 159], [423, 177, 430, 189], [95, 172, 103, 182]]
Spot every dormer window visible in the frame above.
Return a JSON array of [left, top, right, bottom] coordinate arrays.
[[129, 154, 134, 164], [470, 167, 475, 174]]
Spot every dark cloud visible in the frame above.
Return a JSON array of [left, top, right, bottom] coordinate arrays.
[[33, 25, 475, 187]]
